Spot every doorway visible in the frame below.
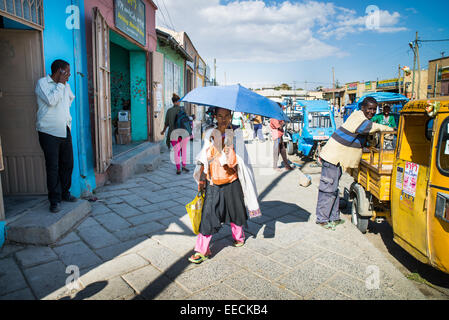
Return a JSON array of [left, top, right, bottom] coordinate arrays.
[[0, 21, 46, 195], [109, 30, 148, 157]]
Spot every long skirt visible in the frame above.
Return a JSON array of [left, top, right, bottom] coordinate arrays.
[[199, 179, 248, 236]]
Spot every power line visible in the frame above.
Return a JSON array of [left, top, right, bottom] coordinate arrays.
[[160, 0, 176, 31], [154, 0, 171, 29], [419, 39, 449, 43]]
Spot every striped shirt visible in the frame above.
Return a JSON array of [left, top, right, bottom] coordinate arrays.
[[320, 110, 393, 169]]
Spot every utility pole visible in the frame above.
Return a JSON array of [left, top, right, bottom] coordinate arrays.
[[410, 32, 418, 99], [214, 58, 217, 86], [293, 81, 296, 101], [416, 33, 421, 100], [332, 67, 335, 106], [398, 64, 401, 94]]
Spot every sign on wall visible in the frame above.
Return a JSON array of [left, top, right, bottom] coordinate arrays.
[[114, 0, 146, 46]]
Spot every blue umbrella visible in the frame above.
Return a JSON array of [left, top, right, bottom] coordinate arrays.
[[180, 84, 289, 121]]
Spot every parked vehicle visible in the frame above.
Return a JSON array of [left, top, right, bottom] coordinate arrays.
[[343, 92, 409, 122], [348, 97, 449, 274], [284, 100, 336, 159]]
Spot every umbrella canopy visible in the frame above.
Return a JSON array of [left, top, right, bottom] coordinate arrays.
[[180, 84, 289, 121]]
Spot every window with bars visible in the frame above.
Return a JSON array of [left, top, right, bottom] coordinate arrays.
[[0, 0, 44, 28]]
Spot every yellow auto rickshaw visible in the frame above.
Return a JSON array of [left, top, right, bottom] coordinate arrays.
[[349, 97, 449, 274]]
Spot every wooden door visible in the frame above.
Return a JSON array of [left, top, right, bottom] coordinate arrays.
[[92, 7, 112, 173], [152, 51, 164, 141], [0, 29, 46, 194]]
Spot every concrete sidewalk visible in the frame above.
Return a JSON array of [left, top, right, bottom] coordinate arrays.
[[0, 140, 426, 300]]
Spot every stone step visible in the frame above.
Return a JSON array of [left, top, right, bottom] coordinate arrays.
[[6, 200, 91, 246], [135, 154, 162, 174], [107, 142, 160, 183]]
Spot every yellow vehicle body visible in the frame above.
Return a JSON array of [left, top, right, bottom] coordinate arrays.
[[350, 97, 449, 274]]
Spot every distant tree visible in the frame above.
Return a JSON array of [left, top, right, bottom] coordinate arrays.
[[335, 80, 342, 89], [316, 86, 323, 91], [274, 83, 292, 90]]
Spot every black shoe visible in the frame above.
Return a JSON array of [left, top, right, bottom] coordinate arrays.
[[182, 166, 190, 173], [62, 195, 78, 202], [50, 203, 61, 213], [176, 170, 181, 175]]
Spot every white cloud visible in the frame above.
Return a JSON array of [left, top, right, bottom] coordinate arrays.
[[155, 1, 406, 63]]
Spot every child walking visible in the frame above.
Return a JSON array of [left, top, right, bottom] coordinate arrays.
[[190, 107, 260, 264]]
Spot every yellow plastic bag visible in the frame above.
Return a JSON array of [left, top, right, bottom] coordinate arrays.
[[185, 191, 204, 235]]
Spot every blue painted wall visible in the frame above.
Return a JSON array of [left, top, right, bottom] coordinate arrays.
[[42, 0, 96, 197]]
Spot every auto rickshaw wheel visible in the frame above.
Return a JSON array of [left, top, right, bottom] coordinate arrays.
[[287, 141, 295, 155], [350, 183, 370, 234]]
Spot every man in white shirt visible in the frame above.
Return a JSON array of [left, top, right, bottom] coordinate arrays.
[[35, 59, 77, 213]]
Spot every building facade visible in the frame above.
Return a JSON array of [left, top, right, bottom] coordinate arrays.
[[83, 0, 158, 183], [0, 0, 97, 203], [153, 28, 192, 144], [427, 57, 449, 97]]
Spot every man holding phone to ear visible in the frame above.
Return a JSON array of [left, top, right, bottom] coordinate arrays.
[[35, 59, 77, 213]]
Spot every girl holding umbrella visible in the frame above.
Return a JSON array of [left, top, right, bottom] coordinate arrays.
[[190, 107, 260, 263]]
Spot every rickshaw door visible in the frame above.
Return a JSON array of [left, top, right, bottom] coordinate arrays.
[[427, 114, 449, 273], [391, 114, 430, 263]]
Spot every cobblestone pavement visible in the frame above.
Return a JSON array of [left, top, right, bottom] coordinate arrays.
[[0, 134, 428, 300]]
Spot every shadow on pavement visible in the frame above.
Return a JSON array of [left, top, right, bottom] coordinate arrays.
[[60, 281, 108, 300]]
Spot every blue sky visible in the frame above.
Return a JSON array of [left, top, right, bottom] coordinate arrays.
[[157, 0, 449, 89]]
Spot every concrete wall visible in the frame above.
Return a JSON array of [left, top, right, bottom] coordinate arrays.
[[42, 0, 97, 197]]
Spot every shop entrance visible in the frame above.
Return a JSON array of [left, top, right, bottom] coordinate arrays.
[[109, 31, 148, 157]]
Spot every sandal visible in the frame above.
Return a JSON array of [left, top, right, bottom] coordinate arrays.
[[188, 252, 209, 264], [331, 219, 345, 227], [233, 241, 244, 247], [317, 222, 335, 231]]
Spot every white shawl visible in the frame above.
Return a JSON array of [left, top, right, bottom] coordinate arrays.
[[193, 128, 261, 218]]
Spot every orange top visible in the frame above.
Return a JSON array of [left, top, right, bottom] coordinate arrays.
[[207, 143, 238, 185]]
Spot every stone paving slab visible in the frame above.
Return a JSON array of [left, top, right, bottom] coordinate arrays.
[[54, 232, 81, 247], [0, 244, 25, 259], [120, 194, 151, 207], [122, 265, 190, 300], [53, 241, 102, 270], [225, 247, 292, 281], [0, 287, 35, 300], [77, 224, 121, 250], [94, 212, 132, 232], [0, 258, 29, 296], [80, 253, 148, 285], [94, 237, 149, 261], [173, 258, 243, 293], [113, 221, 166, 242], [15, 246, 58, 268], [225, 271, 301, 300], [276, 260, 336, 298], [127, 210, 173, 226], [325, 272, 402, 300], [186, 282, 248, 300], [23, 260, 68, 299], [84, 277, 135, 300], [107, 203, 143, 219]]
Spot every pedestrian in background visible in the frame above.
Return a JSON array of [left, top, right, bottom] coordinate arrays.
[[252, 114, 265, 142], [231, 111, 244, 130], [160, 93, 190, 175], [270, 103, 294, 171], [316, 97, 393, 230], [35, 59, 78, 213], [190, 107, 260, 264]]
